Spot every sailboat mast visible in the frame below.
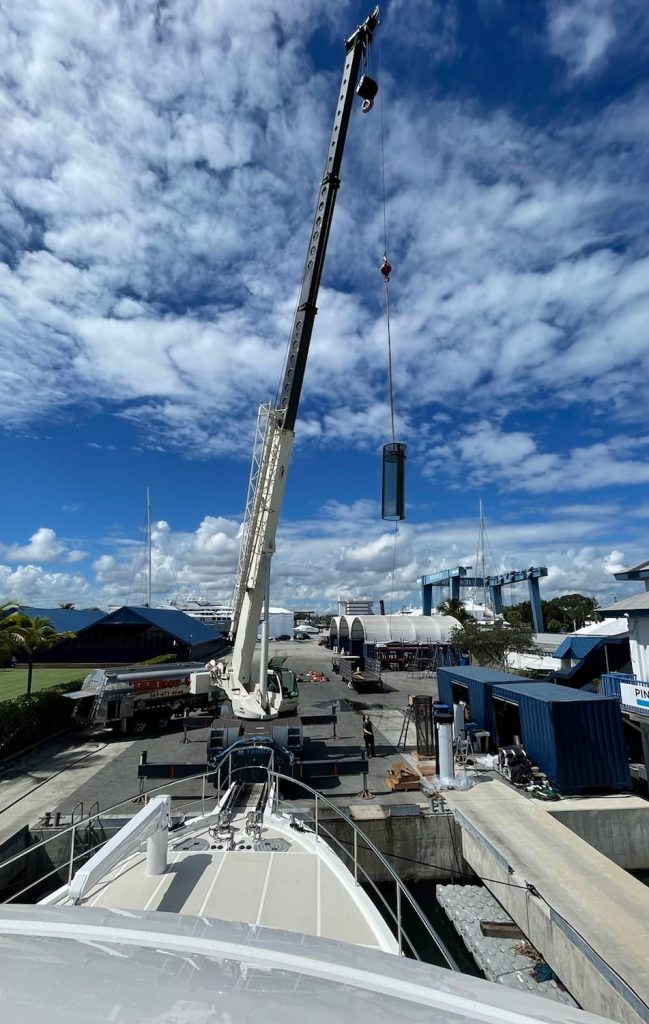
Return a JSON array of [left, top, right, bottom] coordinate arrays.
[[479, 499, 487, 615], [146, 486, 152, 608]]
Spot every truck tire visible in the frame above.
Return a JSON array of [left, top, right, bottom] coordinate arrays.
[[132, 716, 148, 735], [154, 713, 170, 730]]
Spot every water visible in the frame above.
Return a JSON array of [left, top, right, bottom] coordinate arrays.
[[375, 879, 482, 975]]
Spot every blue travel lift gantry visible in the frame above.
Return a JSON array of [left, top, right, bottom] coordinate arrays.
[[418, 565, 548, 632]]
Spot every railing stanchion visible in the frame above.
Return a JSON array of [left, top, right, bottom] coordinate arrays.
[[68, 826, 76, 884], [201, 774, 206, 817], [0, 766, 458, 970]]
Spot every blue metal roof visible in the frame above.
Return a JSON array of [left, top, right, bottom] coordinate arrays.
[[493, 681, 610, 703], [436, 666, 534, 740], [553, 634, 628, 660], [436, 665, 530, 684], [18, 606, 105, 633], [553, 635, 602, 660], [100, 606, 220, 643]]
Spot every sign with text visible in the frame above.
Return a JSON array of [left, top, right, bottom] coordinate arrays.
[[620, 681, 649, 714], [131, 677, 190, 693]]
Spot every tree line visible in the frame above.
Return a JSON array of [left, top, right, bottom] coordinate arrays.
[[501, 593, 599, 633], [0, 603, 74, 696], [436, 592, 600, 671]]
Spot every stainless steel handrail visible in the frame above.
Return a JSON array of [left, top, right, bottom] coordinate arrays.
[[268, 769, 457, 970], [0, 762, 458, 970]]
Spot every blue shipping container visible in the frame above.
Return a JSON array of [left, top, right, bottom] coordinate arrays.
[[436, 666, 530, 742], [491, 682, 630, 792]]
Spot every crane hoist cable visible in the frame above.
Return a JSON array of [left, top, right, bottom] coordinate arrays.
[[381, 254, 395, 445], [377, 34, 405, 533], [373, 33, 404, 617], [376, 33, 396, 446]]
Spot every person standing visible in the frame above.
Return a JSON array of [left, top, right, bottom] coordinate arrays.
[[362, 714, 376, 758]]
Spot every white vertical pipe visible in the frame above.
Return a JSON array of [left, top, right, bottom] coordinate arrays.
[[453, 703, 465, 742], [146, 828, 168, 876], [438, 721, 455, 779], [259, 554, 270, 701]]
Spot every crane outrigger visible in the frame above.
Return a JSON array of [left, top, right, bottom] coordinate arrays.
[[211, 8, 381, 719]]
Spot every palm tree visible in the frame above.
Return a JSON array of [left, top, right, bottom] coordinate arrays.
[[437, 596, 471, 625], [10, 614, 76, 697], [0, 602, 21, 665]]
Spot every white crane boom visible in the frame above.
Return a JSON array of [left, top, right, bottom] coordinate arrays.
[[212, 8, 381, 719]]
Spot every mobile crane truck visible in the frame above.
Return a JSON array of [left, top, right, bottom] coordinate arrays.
[[210, 8, 381, 721]]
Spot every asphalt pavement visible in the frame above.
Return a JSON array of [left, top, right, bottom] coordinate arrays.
[[0, 639, 441, 830]]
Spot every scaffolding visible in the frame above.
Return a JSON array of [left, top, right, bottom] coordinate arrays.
[[407, 642, 461, 679]]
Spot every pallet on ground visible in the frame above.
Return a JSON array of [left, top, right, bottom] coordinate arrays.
[[385, 762, 421, 792]]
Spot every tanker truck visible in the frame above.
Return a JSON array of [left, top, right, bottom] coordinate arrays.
[[67, 662, 223, 734]]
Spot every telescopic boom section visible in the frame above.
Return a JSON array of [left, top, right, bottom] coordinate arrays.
[[217, 8, 380, 719], [277, 6, 380, 432]]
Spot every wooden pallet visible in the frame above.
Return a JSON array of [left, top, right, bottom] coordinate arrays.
[[385, 762, 421, 792]]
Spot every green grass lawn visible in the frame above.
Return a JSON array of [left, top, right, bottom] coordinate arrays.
[[0, 667, 92, 702]]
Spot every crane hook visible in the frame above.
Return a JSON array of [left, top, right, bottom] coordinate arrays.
[[356, 74, 378, 114], [380, 255, 392, 280]]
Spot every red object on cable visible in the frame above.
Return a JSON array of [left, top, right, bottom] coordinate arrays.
[[380, 255, 392, 279]]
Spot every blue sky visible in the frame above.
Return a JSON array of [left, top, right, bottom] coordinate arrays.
[[1, 0, 649, 613]]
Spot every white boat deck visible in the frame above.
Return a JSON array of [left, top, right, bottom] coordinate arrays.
[[50, 797, 395, 952]]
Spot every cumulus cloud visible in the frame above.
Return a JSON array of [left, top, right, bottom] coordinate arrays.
[[0, 563, 94, 606], [1, 527, 87, 564], [424, 422, 649, 495], [0, 501, 643, 612], [602, 549, 627, 576], [1, 0, 647, 463], [91, 516, 242, 607], [1, 2, 649, 618]]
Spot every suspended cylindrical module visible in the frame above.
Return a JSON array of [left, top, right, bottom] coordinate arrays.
[[382, 442, 406, 520]]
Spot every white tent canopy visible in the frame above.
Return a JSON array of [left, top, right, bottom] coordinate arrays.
[[329, 614, 459, 649]]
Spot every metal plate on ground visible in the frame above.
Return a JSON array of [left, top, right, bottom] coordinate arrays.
[[313, 699, 354, 712], [171, 837, 210, 851], [387, 804, 421, 817], [254, 838, 290, 852]]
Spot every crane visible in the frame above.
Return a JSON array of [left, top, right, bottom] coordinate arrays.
[[211, 7, 381, 720]]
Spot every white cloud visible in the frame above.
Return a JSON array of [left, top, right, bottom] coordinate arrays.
[[602, 549, 627, 576], [546, 0, 616, 77], [545, 0, 648, 78], [2, 527, 87, 564], [423, 421, 649, 496], [0, 563, 94, 606], [0, 501, 643, 612], [0, 2, 648, 466], [0, 2, 649, 622]]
